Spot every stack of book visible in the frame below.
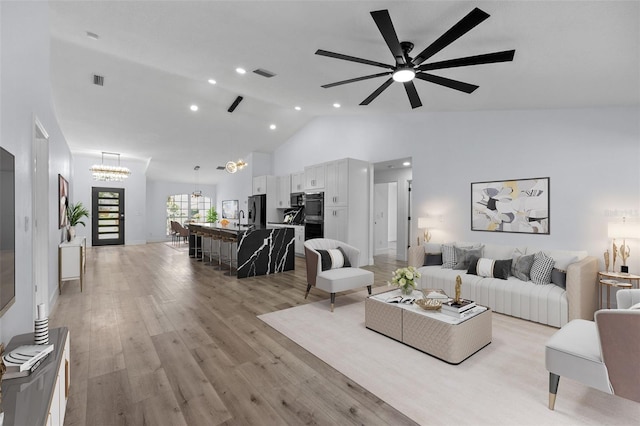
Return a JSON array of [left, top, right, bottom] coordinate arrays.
[[2, 344, 54, 380], [441, 299, 476, 318]]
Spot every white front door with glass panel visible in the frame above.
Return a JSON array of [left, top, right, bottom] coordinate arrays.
[[92, 187, 125, 246]]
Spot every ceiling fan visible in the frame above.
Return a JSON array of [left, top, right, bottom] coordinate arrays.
[[316, 8, 516, 109]]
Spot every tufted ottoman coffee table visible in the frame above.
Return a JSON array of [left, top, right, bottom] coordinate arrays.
[[365, 289, 492, 364]]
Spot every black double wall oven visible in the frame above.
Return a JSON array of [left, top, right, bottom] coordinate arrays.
[[304, 192, 324, 240]]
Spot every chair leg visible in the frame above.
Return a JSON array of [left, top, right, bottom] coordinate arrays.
[[548, 373, 560, 410], [304, 283, 312, 299], [367, 285, 372, 295], [330, 293, 335, 312]]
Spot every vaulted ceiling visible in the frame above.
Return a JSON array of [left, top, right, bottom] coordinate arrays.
[[49, 1, 640, 184]]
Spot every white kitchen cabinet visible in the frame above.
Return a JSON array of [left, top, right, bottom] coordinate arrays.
[[324, 206, 348, 243], [58, 237, 86, 294], [290, 172, 305, 193], [325, 159, 348, 207], [276, 175, 291, 208], [304, 163, 325, 191], [253, 175, 268, 195], [293, 225, 305, 256]]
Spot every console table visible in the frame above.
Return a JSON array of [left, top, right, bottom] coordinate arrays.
[[598, 271, 640, 309], [58, 236, 86, 294], [1, 327, 70, 426]]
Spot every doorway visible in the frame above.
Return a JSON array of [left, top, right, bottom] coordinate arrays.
[[92, 187, 125, 246], [374, 182, 398, 255], [32, 117, 49, 316]]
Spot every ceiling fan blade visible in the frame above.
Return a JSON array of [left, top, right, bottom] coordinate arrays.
[[360, 78, 394, 105], [370, 9, 406, 65], [415, 72, 479, 93], [403, 81, 422, 109], [412, 8, 490, 66], [315, 49, 393, 70], [321, 72, 392, 89], [418, 50, 515, 71]]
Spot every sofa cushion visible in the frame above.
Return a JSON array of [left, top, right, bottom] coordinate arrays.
[[531, 251, 555, 285], [551, 268, 567, 289], [442, 244, 457, 268], [317, 248, 351, 271], [453, 245, 484, 270], [424, 253, 443, 266], [423, 242, 442, 254], [513, 253, 535, 281], [527, 248, 586, 270], [483, 244, 524, 261], [468, 257, 512, 280]]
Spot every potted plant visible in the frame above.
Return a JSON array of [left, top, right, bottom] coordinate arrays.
[[66, 202, 89, 241], [206, 207, 218, 224]]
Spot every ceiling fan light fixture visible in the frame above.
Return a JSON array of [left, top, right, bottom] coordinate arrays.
[[392, 67, 415, 83]]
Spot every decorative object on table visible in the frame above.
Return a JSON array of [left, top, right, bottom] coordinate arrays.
[[415, 298, 442, 310], [66, 201, 89, 242], [455, 275, 462, 303], [219, 219, 230, 228], [471, 177, 549, 234], [58, 174, 69, 229], [206, 207, 218, 223], [34, 303, 49, 345], [608, 217, 640, 273], [2, 344, 53, 380], [421, 288, 449, 300], [612, 239, 618, 272], [604, 249, 610, 272], [388, 266, 421, 296]]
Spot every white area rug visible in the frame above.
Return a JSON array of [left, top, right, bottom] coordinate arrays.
[[258, 292, 638, 425]]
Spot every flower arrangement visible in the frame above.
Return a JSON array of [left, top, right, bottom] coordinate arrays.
[[219, 218, 230, 227], [388, 266, 421, 296]]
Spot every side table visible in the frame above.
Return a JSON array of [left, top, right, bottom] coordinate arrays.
[[598, 271, 640, 309]]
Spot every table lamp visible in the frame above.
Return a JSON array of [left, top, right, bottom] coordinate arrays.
[[418, 217, 436, 243], [607, 217, 640, 273]]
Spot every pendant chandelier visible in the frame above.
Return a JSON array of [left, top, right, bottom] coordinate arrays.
[[192, 165, 202, 197], [90, 152, 131, 181], [225, 159, 248, 174]]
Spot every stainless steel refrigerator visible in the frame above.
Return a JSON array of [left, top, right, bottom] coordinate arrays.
[[247, 194, 266, 229]]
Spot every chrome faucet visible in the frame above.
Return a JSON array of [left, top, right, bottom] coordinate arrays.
[[239, 210, 245, 220]]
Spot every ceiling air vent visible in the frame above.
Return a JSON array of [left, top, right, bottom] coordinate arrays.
[[253, 68, 276, 78], [93, 74, 104, 86], [216, 166, 225, 170], [228, 96, 243, 113]]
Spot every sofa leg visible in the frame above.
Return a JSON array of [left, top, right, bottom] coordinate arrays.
[[330, 293, 335, 312], [367, 285, 372, 295], [304, 283, 312, 299], [548, 373, 560, 410]]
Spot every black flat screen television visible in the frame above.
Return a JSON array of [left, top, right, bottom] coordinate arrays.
[[0, 147, 16, 317], [222, 200, 239, 219]]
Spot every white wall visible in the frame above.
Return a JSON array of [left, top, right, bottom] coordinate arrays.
[[146, 180, 216, 242], [274, 107, 640, 273], [71, 154, 149, 246], [1, 1, 73, 342]]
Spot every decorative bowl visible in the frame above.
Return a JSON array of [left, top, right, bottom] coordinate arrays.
[[415, 298, 442, 311]]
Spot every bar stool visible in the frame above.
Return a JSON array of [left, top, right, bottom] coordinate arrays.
[[221, 232, 238, 276], [195, 229, 207, 261], [209, 229, 223, 269]]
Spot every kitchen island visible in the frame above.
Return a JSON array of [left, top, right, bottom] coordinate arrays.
[[187, 224, 295, 278]]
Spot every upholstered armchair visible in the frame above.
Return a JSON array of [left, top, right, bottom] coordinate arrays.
[[304, 238, 374, 312], [545, 289, 640, 410]]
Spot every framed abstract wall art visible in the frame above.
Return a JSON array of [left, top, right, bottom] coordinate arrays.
[[59, 174, 69, 229], [471, 177, 550, 234]]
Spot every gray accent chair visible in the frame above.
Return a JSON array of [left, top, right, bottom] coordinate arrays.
[[545, 289, 640, 410], [304, 238, 374, 312]]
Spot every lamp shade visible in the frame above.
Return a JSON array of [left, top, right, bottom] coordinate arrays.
[[608, 221, 640, 239], [418, 217, 436, 229]]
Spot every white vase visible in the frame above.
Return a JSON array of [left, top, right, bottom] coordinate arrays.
[[67, 226, 76, 242]]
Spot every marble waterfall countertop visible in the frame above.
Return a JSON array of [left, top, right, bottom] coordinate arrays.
[[187, 223, 295, 279]]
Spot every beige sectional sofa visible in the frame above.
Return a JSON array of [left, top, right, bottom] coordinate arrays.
[[408, 242, 598, 327]]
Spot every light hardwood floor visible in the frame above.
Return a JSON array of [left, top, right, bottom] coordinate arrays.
[[50, 242, 416, 426]]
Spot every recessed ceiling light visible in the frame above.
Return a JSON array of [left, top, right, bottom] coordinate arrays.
[[86, 31, 99, 40], [236, 67, 246, 75], [207, 79, 216, 85], [190, 105, 199, 112], [403, 161, 411, 166], [269, 124, 277, 130], [294, 106, 301, 111], [333, 103, 341, 108]]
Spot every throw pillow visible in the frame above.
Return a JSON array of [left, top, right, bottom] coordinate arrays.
[[337, 247, 351, 267], [317, 248, 350, 271], [551, 268, 567, 289], [629, 302, 640, 310], [453, 245, 484, 270], [467, 257, 511, 280], [441, 244, 457, 268], [513, 254, 535, 281], [530, 252, 555, 285], [423, 253, 443, 266], [511, 247, 526, 276]]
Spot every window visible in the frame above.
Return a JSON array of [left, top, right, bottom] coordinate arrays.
[[166, 194, 212, 236]]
